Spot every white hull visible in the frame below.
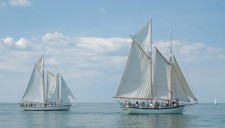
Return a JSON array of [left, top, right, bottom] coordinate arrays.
[[121, 105, 186, 114], [21, 105, 71, 111]]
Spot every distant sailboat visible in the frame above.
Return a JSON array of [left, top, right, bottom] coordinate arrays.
[[215, 98, 217, 105], [20, 56, 75, 111], [114, 18, 197, 114]]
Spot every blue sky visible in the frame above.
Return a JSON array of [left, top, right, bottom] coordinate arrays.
[[0, 0, 225, 103]]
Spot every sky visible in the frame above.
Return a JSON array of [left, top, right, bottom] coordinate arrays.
[[0, 0, 225, 103]]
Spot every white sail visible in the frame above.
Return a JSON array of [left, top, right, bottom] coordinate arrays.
[[47, 71, 58, 102], [115, 40, 152, 99], [22, 56, 44, 103], [115, 20, 152, 99], [172, 56, 196, 102], [133, 20, 151, 52], [58, 74, 75, 104], [153, 48, 170, 100]]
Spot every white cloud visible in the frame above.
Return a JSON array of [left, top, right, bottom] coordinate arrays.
[[45, 58, 58, 65], [1, 37, 14, 46], [1, 37, 32, 49], [15, 38, 30, 48], [9, 0, 31, 6], [76, 37, 131, 53], [1, 33, 225, 76], [2, 33, 225, 77], [42, 31, 69, 43], [154, 40, 225, 62], [39, 35, 131, 81]]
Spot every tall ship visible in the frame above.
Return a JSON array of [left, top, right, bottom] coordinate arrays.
[[114, 18, 197, 114], [20, 56, 75, 111]]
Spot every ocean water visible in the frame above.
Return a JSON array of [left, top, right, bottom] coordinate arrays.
[[0, 103, 224, 128]]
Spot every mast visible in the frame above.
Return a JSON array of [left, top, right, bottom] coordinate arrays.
[[57, 73, 59, 102], [42, 44, 46, 103], [169, 29, 173, 101], [46, 70, 48, 103], [57, 73, 61, 103], [149, 17, 153, 99], [42, 55, 46, 103]]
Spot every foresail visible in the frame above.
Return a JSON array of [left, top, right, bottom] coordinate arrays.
[[22, 66, 44, 103], [60, 75, 75, 104], [47, 71, 58, 102], [172, 56, 196, 102], [153, 48, 170, 100], [115, 40, 151, 99], [133, 20, 151, 53]]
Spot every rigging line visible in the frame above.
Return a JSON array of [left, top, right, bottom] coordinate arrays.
[[34, 65, 42, 72], [134, 42, 152, 97], [47, 71, 55, 76], [130, 35, 151, 60], [155, 47, 170, 65]]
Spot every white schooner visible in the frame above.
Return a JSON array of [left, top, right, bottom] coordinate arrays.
[[20, 56, 75, 111], [114, 18, 197, 114]]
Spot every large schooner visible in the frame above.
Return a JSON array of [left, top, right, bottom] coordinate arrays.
[[20, 56, 75, 111], [114, 18, 197, 114]]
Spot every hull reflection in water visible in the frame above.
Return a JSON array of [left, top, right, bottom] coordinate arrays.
[[118, 112, 191, 128]]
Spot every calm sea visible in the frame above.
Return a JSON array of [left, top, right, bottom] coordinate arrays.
[[0, 103, 224, 128]]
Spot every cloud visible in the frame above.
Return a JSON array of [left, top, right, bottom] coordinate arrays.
[[9, 0, 31, 6], [42, 31, 69, 44], [76, 37, 131, 53], [1, 37, 31, 49], [2, 32, 225, 76], [175, 41, 224, 62], [39, 33, 131, 81], [1, 37, 14, 46], [15, 38, 31, 48], [154, 40, 225, 62], [1, 32, 225, 76]]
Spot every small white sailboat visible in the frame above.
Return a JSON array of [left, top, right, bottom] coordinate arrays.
[[215, 98, 217, 105], [20, 56, 75, 111], [114, 18, 197, 114]]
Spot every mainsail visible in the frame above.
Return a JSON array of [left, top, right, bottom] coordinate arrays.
[[115, 21, 152, 99], [22, 56, 45, 103]]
